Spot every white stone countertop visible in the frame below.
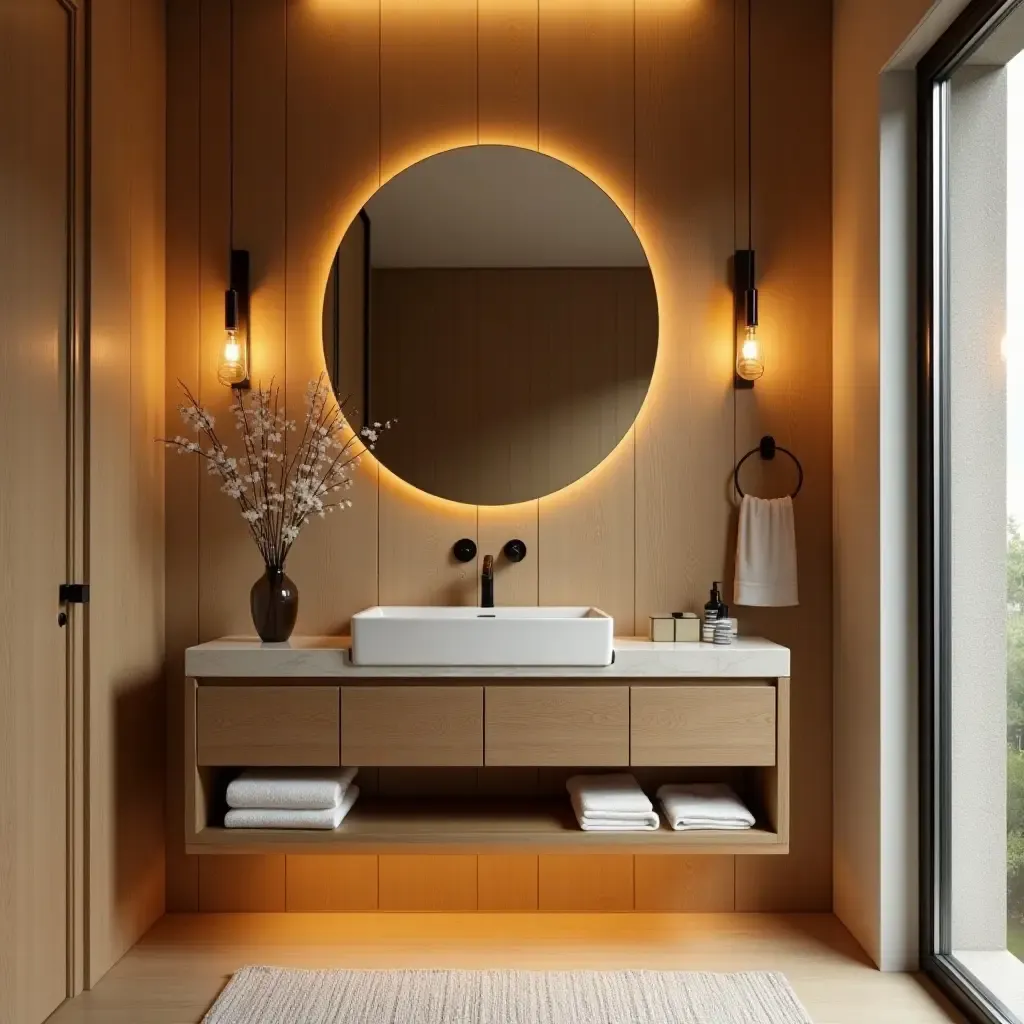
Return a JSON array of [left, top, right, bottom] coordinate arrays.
[[185, 635, 790, 679]]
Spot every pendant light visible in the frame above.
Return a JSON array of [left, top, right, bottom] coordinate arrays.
[[218, 0, 251, 390], [735, 0, 764, 388]]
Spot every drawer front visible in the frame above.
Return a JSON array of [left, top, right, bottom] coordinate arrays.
[[341, 686, 483, 766], [196, 685, 340, 766], [630, 685, 776, 766], [485, 685, 629, 766]]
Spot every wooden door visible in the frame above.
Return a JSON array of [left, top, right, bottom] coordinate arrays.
[[0, 0, 75, 1018]]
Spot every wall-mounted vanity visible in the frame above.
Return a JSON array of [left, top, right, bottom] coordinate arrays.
[[178, 135, 792, 868], [183, 636, 790, 857]]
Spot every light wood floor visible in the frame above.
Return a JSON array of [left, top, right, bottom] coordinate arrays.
[[48, 913, 962, 1024]]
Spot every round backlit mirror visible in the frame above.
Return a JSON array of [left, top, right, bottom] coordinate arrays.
[[322, 144, 658, 506]]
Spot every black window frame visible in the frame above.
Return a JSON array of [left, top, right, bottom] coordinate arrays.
[[919, 1, 1024, 1021]]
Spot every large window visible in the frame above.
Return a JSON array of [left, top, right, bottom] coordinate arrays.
[[922, 1, 1024, 1020]]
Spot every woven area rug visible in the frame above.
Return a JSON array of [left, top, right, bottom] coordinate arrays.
[[203, 966, 812, 1023]]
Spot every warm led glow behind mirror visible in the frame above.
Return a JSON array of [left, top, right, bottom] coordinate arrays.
[[322, 144, 659, 506]]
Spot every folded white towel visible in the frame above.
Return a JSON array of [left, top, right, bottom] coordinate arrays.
[[565, 773, 655, 814], [569, 792, 659, 831], [657, 783, 755, 831], [225, 785, 360, 830], [226, 767, 358, 811], [734, 494, 799, 606], [566, 773, 660, 831]]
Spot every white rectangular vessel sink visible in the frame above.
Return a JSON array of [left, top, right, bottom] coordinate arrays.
[[351, 606, 614, 667]]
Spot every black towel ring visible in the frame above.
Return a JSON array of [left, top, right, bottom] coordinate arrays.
[[734, 435, 804, 499]]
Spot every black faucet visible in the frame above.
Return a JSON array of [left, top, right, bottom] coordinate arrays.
[[481, 554, 495, 608]]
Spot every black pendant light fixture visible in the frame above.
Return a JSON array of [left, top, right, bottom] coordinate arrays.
[[218, 0, 251, 390], [734, 0, 765, 389]]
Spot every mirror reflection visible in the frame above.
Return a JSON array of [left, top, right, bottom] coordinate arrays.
[[323, 145, 658, 506]]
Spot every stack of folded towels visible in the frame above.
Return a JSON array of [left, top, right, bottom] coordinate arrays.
[[224, 767, 360, 830], [656, 782, 754, 831], [566, 773, 660, 831]]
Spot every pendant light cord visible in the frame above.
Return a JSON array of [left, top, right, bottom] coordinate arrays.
[[228, 0, 235, 262], [747, 0, 753, 252]]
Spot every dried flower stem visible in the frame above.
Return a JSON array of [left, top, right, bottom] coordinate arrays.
[[159, 374, 393, 567]]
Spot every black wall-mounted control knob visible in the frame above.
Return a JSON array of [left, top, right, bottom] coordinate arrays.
[[503, 539, 528, 562], [452, 538, 478, 563]]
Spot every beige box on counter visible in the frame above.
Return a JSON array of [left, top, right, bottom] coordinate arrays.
[[674, 614, 700, 642], [649, 615, 676, 642]]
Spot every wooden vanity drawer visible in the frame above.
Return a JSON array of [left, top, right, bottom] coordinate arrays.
[[196, 685, 340, 766], [630, 684, 776, 766], [341, 686, 483, 766], [485, 685, 629, 766]]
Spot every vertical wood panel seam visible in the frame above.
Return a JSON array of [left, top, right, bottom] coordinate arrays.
[[477, 0, 484, 145], [731, 0, 741, 472], [372, 0, 380, 606], [189, 0, 202, 912], [284, 0, 288, 407], [129, 0, 135, 596], [377, 0, 382, 190], [196, 0, 204, 658], [535, 0, 539, 151], [631, 0, 637, 635]]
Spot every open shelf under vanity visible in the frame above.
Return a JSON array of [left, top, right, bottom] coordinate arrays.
[[188, 770, 787, 855], [183, 637, 791, 858]]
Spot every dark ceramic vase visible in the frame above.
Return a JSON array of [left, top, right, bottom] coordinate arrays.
[[250, 565, 298, 643]]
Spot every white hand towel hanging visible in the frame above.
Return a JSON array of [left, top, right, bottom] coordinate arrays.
[[734, 494, 798, 606]]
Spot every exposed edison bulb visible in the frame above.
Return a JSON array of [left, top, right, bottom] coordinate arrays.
[[217, 328, 248, 387], [736, 324, 765, 382]]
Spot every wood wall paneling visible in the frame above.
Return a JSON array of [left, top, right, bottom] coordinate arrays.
[[478, 0, 539, 149], [538, 0, 634, 218], [165, 0, 202, 914], [197, 0, 252, 644], [632, 0, 736, 634], [89, 0, 134, 972], [165, 0, 835, 915], [191, 0, 283, 905], [285, 0, 380, 637], [478, 855, 540, 911], [633, 856, 736, 912], [378, 855, 479, 911], [538, 855, 635, 912], [478, 503, 539, 605], [287, 855, 380, 911], [199, 855, 287, 912], [90, 0, 167, 983], [732, 0, 833, 913], [535, 0, 636, 634], [196, 0, 288, 644], [380, 0, 478, 183], [0, 0, 72, 1014]]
